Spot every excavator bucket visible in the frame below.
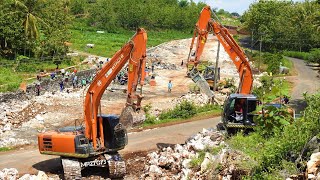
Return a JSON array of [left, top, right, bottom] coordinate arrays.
[[189, 68, 214, 99], [119, 106, 146, 129]]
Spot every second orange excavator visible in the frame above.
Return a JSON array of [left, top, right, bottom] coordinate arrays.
[[187, 6, 258, 130], [38, 28, 147, 179]]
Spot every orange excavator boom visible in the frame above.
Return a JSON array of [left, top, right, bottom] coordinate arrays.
[[84, 28, 147, 149], [187, 5, 253, 94]]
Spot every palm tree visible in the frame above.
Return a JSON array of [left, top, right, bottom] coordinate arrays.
[[14, 0, 47, 56]]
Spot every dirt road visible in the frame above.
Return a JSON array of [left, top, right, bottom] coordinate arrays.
[[0, 117, 220, 175], [286, 57, 320, 113]]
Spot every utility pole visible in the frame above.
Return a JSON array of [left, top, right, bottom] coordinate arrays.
[[251, 30, 253, 54], [258, 34, 262, 73], [213, 41, 220, 103]]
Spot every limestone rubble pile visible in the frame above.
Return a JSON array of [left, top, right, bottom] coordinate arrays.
[[140, 128, 251, 180], [171, 93, 211, 106], [147, 35, 241, 78], [0, 135, 30, 148], [170, 92, 227, 106], [0, 100, 31, 132], [307, 152, 320, 179], [0, 168, 59, 180], [147, 55, 178, 70], [0, 89, 84, 148], [0, 97, 46, 149]]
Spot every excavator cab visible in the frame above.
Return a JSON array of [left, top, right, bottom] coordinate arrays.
[[222, 94, 258, 129]]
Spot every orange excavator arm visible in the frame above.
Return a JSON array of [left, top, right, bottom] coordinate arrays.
[[84, 28, 147, 149], [210, 20, 253, 94], [187, 6, 211, 67], [187, 6, 253, 94]]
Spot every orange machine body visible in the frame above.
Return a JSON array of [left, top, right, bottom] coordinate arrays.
[[38, 131, 81, 156], [38, 28, 147, 158]]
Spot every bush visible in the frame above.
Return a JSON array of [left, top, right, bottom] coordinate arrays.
[[310, 48, 320, 64], [283, 51, 310, 60], [262, 53, 284, 74], [254, 105, 291, 138], [196, 104, 221, 113], [159, 100, 197, 120], [284, 49, 320, 64]]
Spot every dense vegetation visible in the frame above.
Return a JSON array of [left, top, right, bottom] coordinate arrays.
[[0, 0, 209, 60], [228, 92, 320, 178], [242, 0, 320, 52], [0, 0, 72, 59]]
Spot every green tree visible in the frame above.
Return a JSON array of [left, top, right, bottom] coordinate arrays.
[[243, 0, 320, 51]]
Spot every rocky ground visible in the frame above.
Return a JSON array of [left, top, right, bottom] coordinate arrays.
[[3, 128, 320, 180], [0, 35, 246, 149], [0, 35, 267, 179]]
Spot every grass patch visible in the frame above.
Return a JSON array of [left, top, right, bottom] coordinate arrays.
[[0, 147, 12, 152], [142, 102, 222, 127], [70, 29, 192, 57], [0, 67, 22, 92], [0, 57, 80, 92], [142, 109, 221, 127]]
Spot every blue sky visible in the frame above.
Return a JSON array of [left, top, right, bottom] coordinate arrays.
[[193, 0, 306, 15]]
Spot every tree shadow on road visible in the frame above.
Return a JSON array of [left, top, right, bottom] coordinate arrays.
[[33, 158, 112, 179]]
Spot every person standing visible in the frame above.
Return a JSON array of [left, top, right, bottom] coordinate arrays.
[[50, 72, 56, 80], [35, 83, 41, 96], [61, 68, 65, 77], [59, 80, 64, 92], [81, 77, 87, 87], [72, 75, 78, 88], [151, 63, 155, 73], [168, 80, 173, 93]]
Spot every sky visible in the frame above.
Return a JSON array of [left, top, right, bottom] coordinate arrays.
[[193, 0, 306, 15]]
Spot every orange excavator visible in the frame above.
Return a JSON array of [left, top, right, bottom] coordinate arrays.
[[38, 28, 147, 179], [187, 6, 258, 129]]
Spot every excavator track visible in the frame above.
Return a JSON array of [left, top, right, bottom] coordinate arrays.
[[105, 153, 126, 178], [61, 158, 82, 180]]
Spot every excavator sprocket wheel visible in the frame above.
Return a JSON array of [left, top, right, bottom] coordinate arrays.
[[119, 106, 146, 129], [105, 153, 126, 178], [61, 158, 82, 180]]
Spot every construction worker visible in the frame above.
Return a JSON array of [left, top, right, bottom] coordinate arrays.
[[81, 77, 87, 87], [35, 82, 41, 96], [59, 80, 64, 92], [168, 80, 173, 93]]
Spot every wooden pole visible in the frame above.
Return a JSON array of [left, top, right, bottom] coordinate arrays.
[[212, 41, 220, 104]]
